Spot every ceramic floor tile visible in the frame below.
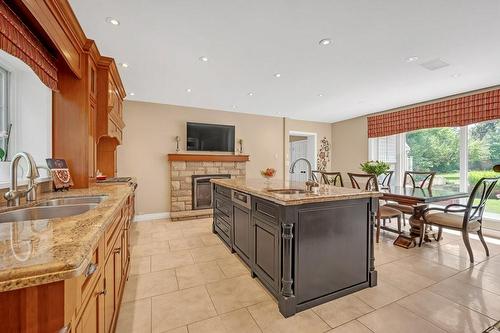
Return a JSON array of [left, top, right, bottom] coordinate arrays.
[[248, 300, 330, 333], [312, 294, 374, 328], [438, 240, 492, 262], [417, 247, 476, 271], [206, 275, 271, 314], [429, 278, 500, 319], [216, 255, 250, 278], [388, 255, 459, 281], [122, 269, 178, 302], [131, 241, 171, 257], [474, 255, 500, 276], [151, 286, 217, 333], [453, 268, 500, 295], [190, 244, 231, 263], [150, 250, 194, 271], [182, 226, 213, 238], [169, 237, 205, 251], [115, 298, 152, 333], [397, 289, 495, 333], [376, 262, 437, 293], [201, 233, 223, 246], [129, 256, 151, 275], [326, 320, 373, 333], [188, 308, 261, 333], [354, 280, 408, 309], [163, 327, 188, 333], [358, 303, 446, 333], [151, 229, 185, 242], [176, 261, 226, 289]]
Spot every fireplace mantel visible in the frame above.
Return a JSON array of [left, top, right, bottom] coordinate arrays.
[[167, 154, 250, 162]]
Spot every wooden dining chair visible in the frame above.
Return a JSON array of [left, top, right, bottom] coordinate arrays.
[[420, 177, 499, 262], [348, 173, 402, 242], [321, 171, 344, 187], [385, 171, 436, 225]]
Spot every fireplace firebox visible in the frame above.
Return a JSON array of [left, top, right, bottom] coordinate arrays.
[[192, 174, 230, 210]]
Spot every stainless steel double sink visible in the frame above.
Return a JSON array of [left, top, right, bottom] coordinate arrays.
[[0, 195, 107, 223]]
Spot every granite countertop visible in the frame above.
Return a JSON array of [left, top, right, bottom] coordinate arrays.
[[0, 182, 134, 292], [211, 178, 382, 205]]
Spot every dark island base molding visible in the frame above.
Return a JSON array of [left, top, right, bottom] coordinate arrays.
[[212, 184, 378, 317]]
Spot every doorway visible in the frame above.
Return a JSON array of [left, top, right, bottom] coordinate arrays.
[[289, 131, 317, 182]]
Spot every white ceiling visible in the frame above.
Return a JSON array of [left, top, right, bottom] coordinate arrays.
[[70, 0, 500, 123]]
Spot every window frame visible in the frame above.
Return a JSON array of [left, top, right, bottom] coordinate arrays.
[[0, 65, 9, 157]]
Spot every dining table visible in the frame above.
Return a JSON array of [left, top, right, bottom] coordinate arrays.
[[380, 185, 469, 248]]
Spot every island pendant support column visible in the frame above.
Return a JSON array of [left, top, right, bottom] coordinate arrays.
[[369, 197, 378, 287], [279, 212, 296, 317]]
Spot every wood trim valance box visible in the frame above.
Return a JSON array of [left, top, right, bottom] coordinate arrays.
[[368, 89, 500, 138], [0, 2, 58, 90]]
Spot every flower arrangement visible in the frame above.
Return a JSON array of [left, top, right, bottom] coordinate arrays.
[[0, 124, 12, 161], [360, 160, 390, 176], [260, 168, 276, 179]]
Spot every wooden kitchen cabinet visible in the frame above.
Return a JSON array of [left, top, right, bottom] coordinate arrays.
[[75, 273, 105, 333], [96, 57, 126, 178]]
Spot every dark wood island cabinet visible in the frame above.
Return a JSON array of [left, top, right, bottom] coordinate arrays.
[[211, 178, 380, 317]]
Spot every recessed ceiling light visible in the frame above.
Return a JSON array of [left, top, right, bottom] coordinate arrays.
[[232, 105, 237, 109], [129, 92, 135, 96], [451, 73, 461, 78], [317, 93, 324, 97], [105, 17, 120, 26], [405, 56, 419, 63], [199, 56, 209, 62], [274, 73, 281, 78], [186, 88, 192, 92], [248, 92, 254, 96], [319, 38, 332, 46], [120, 63, 129, 68]]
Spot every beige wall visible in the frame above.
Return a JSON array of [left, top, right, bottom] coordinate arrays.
[[117, 101, 331, 215], [331, 116, 368, 178]]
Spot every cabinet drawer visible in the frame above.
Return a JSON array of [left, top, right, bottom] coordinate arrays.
[[214, 195, 232, 218], [253, 198, 280, 226], [215, 185, 231, 198], [214, 214, 231, 238], [76, 237, 104, 313]]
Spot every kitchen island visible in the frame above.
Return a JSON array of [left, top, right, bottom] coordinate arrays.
[[211, 178, 381, 317]]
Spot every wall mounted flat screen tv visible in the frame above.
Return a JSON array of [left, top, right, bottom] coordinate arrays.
[[187, 122, 235, 152]]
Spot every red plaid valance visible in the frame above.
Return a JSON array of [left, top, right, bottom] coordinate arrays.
[[368, 89, 500, 138], [0, 2, 57, 90]]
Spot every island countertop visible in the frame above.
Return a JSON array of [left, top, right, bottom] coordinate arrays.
[[0, 182, 134, 292], [211, 178, 381, 206]]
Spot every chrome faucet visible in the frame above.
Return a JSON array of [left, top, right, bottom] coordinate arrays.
[[3, 152, 40, 206], [289, 158, 313, 181]]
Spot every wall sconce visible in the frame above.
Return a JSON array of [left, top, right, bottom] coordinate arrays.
[[175, 136, 180, 152]]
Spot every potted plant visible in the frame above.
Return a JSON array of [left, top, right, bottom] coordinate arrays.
[[360, 160, 390, 176]]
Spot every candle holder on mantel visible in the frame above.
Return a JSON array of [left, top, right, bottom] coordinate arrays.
[[175, 136, 181, 152], [238, 139, 243, 154]]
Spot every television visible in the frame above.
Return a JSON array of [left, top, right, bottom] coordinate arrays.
[[186, 122, 235, 152]]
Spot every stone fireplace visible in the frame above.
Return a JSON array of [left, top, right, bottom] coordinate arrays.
[[167, 154, 249, 220]]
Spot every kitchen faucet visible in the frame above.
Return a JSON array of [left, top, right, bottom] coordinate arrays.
[[289, 157, 313, 181], [3, 152, 40, 206]]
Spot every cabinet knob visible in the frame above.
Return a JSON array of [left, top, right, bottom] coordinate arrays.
[[84, 263, 98, 277]]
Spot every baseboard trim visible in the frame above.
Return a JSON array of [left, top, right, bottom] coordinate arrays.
[[133, 212, 170, 222]]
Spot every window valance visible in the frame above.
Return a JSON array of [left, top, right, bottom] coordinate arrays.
[[367, 89, 500, 138], [0, 2, 58, 90]]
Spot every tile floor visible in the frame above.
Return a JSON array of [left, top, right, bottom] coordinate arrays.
[[116, 217, 500, 333]]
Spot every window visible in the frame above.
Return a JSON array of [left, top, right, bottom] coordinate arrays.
[[406, 127, 461, 191], [468, 120, 500, 217], [369, 122, 500, 222], [0, 65, 8, 157]]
